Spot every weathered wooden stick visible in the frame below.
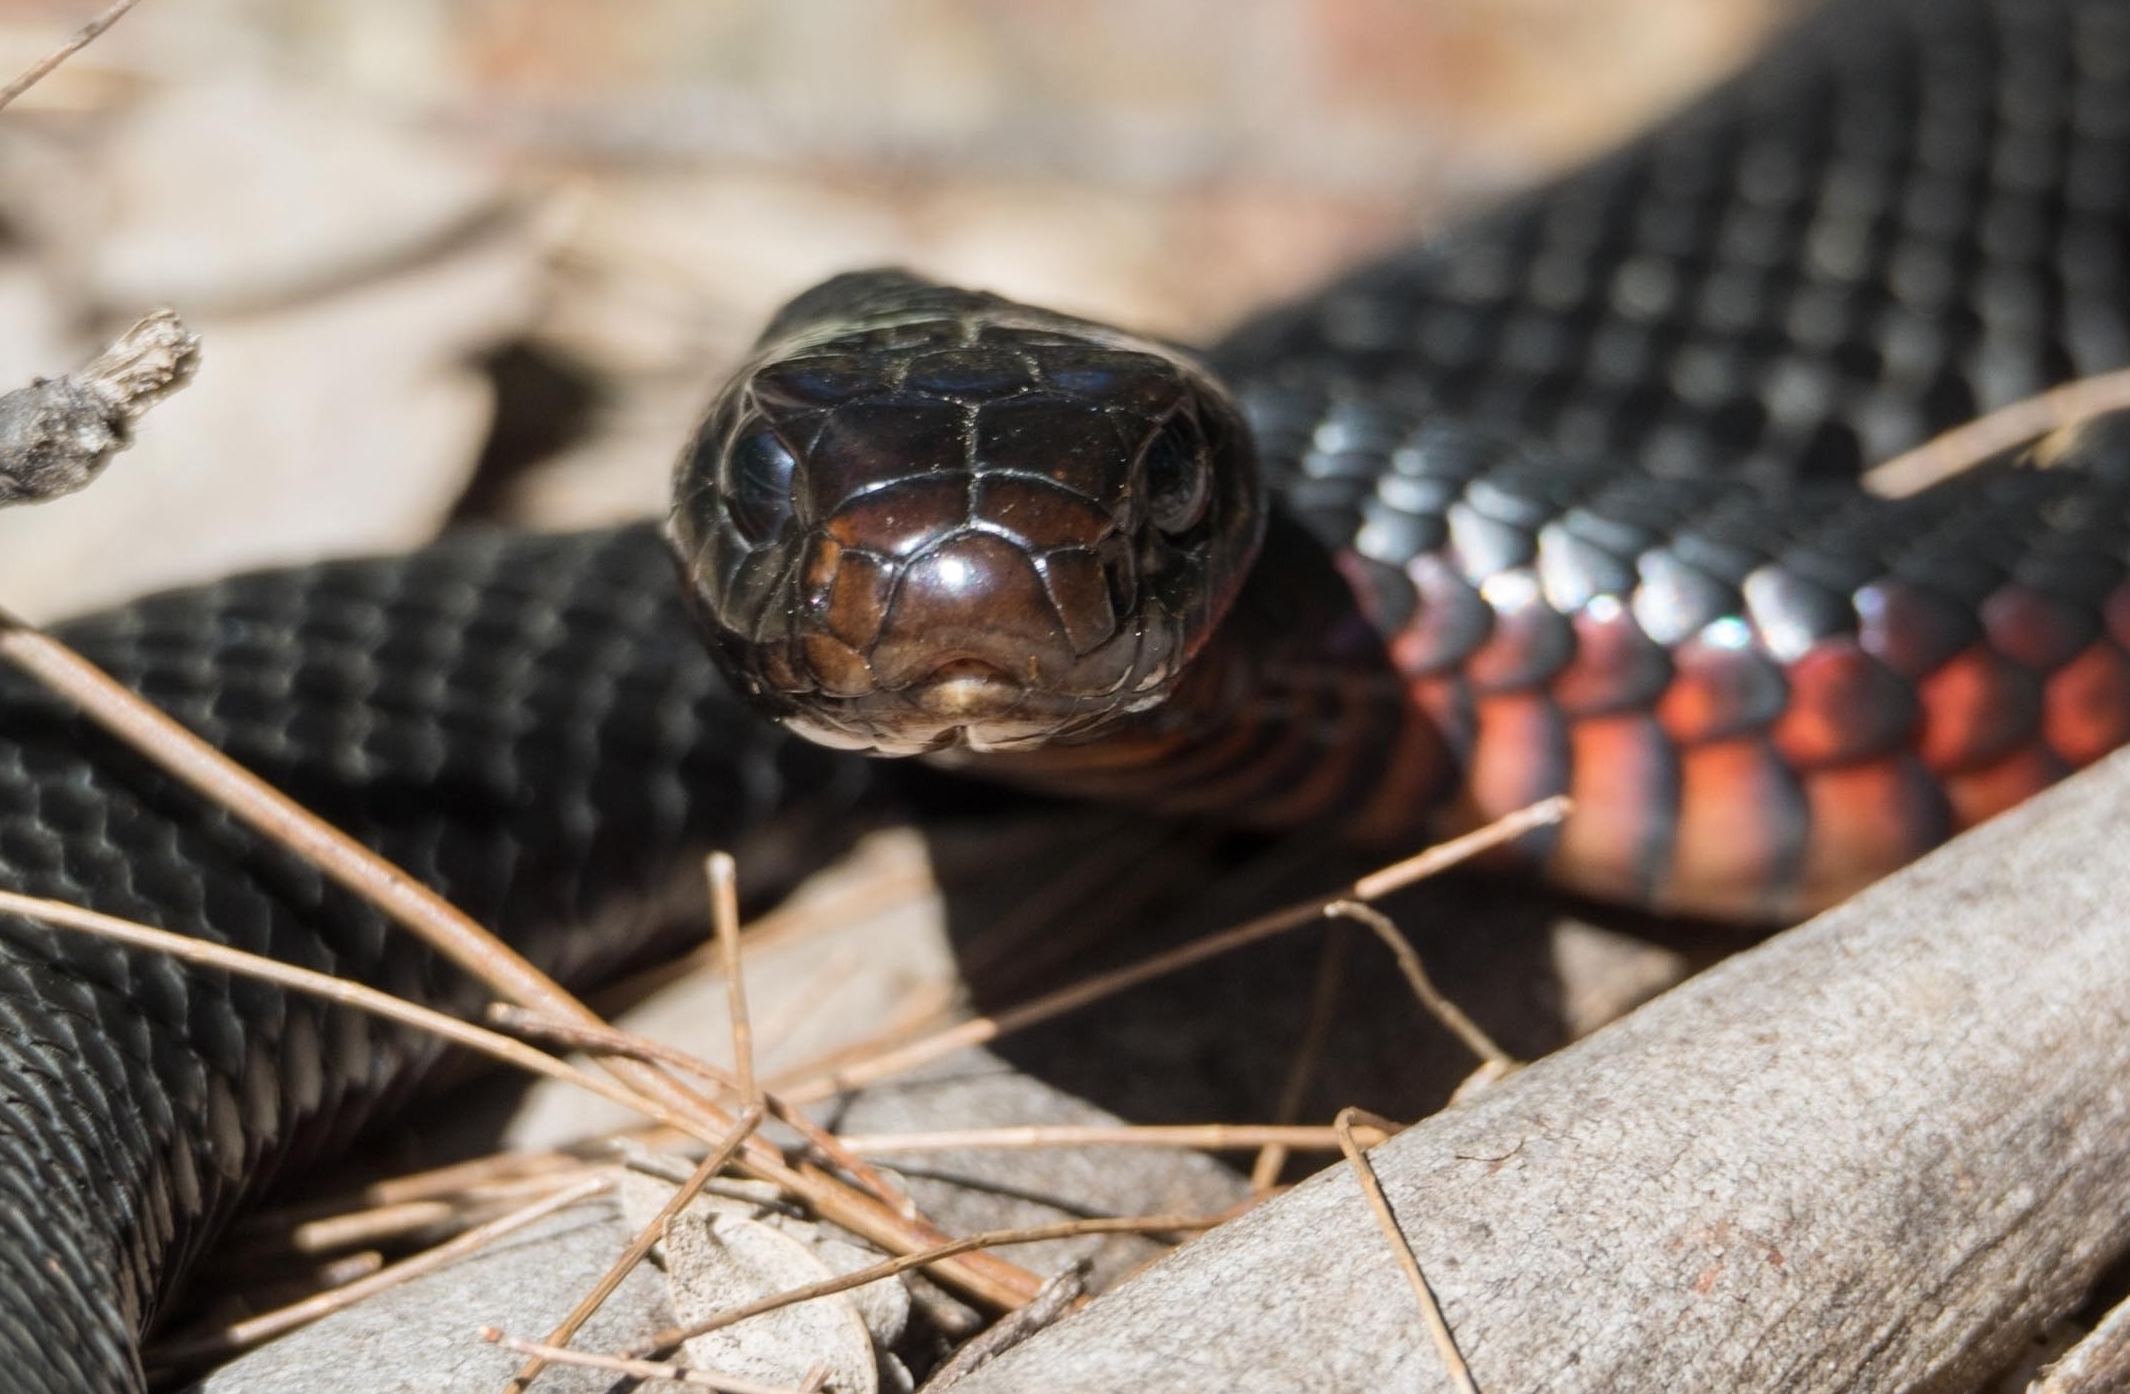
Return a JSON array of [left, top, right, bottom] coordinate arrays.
[[952, 750, 2130, 1393], [2034, 1295, 2130, 1393]]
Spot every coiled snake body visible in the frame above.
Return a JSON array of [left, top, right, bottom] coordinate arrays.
[[9, 0, 2130, 1386]]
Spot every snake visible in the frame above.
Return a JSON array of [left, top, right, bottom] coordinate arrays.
[[4, 0, 2130, 1387]]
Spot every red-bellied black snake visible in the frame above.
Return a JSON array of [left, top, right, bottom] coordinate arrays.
[[6, 0, 2130, 1386]]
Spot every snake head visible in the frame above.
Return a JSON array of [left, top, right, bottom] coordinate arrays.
[[669, 270, 1263, 755]]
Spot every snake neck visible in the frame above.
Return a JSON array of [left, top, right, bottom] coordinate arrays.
[[940, 510, 1459, 839]]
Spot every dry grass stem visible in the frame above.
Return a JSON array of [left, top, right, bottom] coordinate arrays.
[[486, 1006, 910, 1212], [705, 831, 938, 959], [0, 0, 147, 109], [1863, 366, 2130, 498], [1253, 924, 1352, 1190], [751, 946, 862, 1055], [758, 980, 961, 1096], [338, 1147, 603, 1211], [285, 1198, 461, 1255], [1348, 797, 1569, 900], [215, 1175, 583, 1270], [0, 619, 596, 1037], [490, 1004, 741, 1090], [834, 1122, 1391, 1154], [947, 819, 1151, 982], [1325, 900, 1516, 1069], [0, 888, 721, 1134], [155, 1172, 617, 1364], [314, 1251, 386, 1285], [1340, 1106, 1406, 1138], [707, 852, 757, 1104], [775, 797, 1568, 1103], [629, 1213, 1217, 1358], [506, 1104, 767, 1394], [624, 826, 935, 996], [1335, 1107, 1480, 1394], [955, 823, 1202, 992], [225, 1148, 633, 1264], [484, 1329, 816, 1392]]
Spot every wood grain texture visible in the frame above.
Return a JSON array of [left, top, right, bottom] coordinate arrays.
[[950, 749, 2130, 1393]]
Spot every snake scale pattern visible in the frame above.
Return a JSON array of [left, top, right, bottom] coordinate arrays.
[[4, 0, 2130, 1386]]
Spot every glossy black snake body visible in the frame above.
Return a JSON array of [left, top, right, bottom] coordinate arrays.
[[9, 0, 2130, 1386]]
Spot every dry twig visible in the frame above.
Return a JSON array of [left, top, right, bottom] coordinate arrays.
[[156, 1172, 617, 1364], [0, 0, 148, 110], [483, 1329, 817, 1393], [282, 1199, 463, 1255], [226, 1146, 633, 1264], [629, 1214, 1217, 1359], [0, 310, 199, 505], [773, 797, 1569, 1102], [1334, 1108, 1479, 1394], [506, 1104, 767, 1393], [486, 1006, 909, 1211], [832, 1122, 1391, 1155], [1251, 924, 1351, 1189], [709, 851, 758, 1105], [0, 889, 702, 1132], [1863, 365, 2130, 498], [1325, 900, 1515, 1070]]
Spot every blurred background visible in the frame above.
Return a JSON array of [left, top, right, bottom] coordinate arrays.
[[0, 0, 1779, 619]]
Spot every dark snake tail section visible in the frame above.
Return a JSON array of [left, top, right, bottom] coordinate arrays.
[[0, 524, 859, 1393]]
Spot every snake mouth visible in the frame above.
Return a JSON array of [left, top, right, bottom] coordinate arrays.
[[774, 651, 1158, 755], [781, 714, 1084, 756], [912, 659, 1024, 720]]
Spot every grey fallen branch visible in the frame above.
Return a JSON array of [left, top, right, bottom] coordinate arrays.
[[0, 309, 200, 505], [948, 749, 2130, 1394], [2033, 1296, 2130, 1394], [915, 1264, 1086, 1393]]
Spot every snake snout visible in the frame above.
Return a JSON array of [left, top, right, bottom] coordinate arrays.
[[869, 533, 1074, 691]]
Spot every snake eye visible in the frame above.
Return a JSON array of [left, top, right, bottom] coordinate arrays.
[[722, 427, 799, 544], [1142, 414, 1210, 537]]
